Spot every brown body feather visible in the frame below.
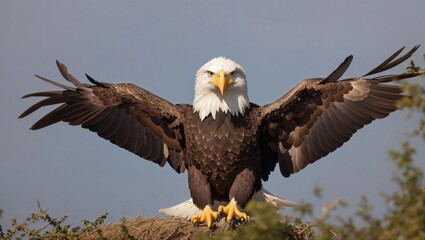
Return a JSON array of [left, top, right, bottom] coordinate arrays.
[[184, 107, 262, 207], [19, 46, 421, 210]]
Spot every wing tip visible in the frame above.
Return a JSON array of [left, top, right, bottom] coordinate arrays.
[[85, 73, 107, 87], [21, 94, 31, 99], [363, 45, 420, 77], [320, 54, 353, 84], [55, 59, 65, 71]]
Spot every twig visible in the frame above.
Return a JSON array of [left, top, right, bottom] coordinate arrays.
[[329, 229, 341, 240], [164, 225, 180, 240]]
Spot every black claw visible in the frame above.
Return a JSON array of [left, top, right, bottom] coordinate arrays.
[[228, 218, 240, 228]]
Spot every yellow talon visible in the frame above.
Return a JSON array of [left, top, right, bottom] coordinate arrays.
[[191, 205, 218, 228], [218, 198, 251, 223]]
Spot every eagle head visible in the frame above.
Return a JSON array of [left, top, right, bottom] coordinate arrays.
[[193, 57, 250, 121]]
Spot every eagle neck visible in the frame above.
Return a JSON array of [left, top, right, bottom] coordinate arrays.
[[193, 90, 249, 121]]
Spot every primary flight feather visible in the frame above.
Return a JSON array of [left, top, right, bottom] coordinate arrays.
[[20, 46, 421, 228]]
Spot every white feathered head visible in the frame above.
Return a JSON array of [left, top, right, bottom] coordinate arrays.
[[193, 57, 249, 121]]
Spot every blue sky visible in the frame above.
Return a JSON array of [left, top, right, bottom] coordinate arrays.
[[1, 0, 424, 228]]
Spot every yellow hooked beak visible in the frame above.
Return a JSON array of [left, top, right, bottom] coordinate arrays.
[[208, 69, 235, 95]]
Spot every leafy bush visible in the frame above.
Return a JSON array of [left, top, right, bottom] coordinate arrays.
[[0, 201, 108, 240]]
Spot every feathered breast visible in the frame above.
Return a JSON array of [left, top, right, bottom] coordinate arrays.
[[184, 108, 259, 171]]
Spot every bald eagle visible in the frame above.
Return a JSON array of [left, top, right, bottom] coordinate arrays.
[[20, 46, 420, 228]]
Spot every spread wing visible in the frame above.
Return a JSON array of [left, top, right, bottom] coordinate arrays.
[[19, 60, 187, 173], [258, 46, 421, 179]]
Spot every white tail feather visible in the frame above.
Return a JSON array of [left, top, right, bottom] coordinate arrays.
[[159, 189, 297, 220], [159, 199, 202, 220]]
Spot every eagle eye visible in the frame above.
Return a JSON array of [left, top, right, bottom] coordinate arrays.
[[230, 70, 236, 76], [207, 71, 214, 77]]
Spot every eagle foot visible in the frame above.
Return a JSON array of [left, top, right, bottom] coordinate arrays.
[[218, 199, 251, 223], [191, 205, 219, 228]]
